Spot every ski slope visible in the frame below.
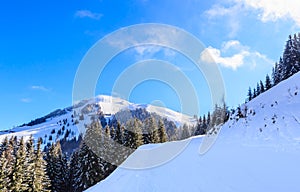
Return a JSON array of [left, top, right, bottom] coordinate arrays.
[[86, 73, 300, 192]]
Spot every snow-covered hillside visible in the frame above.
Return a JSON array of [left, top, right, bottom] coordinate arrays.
[[86, 73, 300, 192], [0, 95, 196, 144]]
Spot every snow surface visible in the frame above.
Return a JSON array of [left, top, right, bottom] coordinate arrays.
[[86, 73, 300, 192]]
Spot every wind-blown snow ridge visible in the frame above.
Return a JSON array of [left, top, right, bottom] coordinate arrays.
[[86, 72, 300, 192]]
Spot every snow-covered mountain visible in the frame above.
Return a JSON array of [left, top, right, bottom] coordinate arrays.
[[0, 95, 196, 145], [86, 73, 300, 192]]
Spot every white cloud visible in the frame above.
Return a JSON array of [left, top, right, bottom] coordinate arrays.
[[238, 0, 300, 26], [204, 3, 242, 38], [75, 10, 103, 20], [222, 40, 241, 51], [134, 45, 161, 57], [31, 85, 50, 92], [201, 46, 249, 70], [205, 4, 233, 18], [106, 26, 181, 59], [200, 40, 273, 70], [21, 98, 31, 103]]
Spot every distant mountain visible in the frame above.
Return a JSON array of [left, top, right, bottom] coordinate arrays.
[[0, 95, 197, 148], [86, 72, 300, 192]]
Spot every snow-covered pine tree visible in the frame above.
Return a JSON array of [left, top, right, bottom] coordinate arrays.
[[180, 123, 190, 139], [25, 136, 35, 191], [194, 116, 206, 135], [291, 33, 300, 75], [74, 141, 103, 191], [114, 121, 124, 145], [0, 147, 8, 190], [0, 137, 11, 191], [31, 138, 51, 192], [253, 88, 257, 98], [147, 117, 159, 144], [207, 112, 211, 126], [202, 114, 207, 133], [11, 137, 28, 191], [60, 154, 70, 191], [84, 120, 103, 159], [133, 118, 144, 147], [46, 141, 68, 192], [265, 74, 272, 90], [272, 62, 281, 85], [157, 119, 167, 143], [102, 125, 117, 176], [70, 151, 81, 192], [123, 120, 134, 147], [256, 82, 261, 96], [282, 35, 293, 79], [110, 126, 116, 140], [247, 87, 252, 101], [260, 80, 265, 93], [278, 57, 284, 82]]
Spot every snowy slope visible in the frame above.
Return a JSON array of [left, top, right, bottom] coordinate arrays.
[[86, 73, 300, 192], [92, 95, 196, 126], [0, 95, 196, 144]]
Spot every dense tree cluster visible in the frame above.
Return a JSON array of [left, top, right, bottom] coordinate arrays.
[[0, 136, 50, 192], [194, 103, 229, 136], [0, 112, 171, 192], [247, 33, 300, 101], [68, 114, 172, 191]]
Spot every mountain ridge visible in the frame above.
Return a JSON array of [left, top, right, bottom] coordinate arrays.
[[0, 95, 197, 145]]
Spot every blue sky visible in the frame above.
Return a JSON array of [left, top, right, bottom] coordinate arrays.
[[1, 0, 300, 130]]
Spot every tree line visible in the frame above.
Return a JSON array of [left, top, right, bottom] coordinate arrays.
[[247, 33, 300, 101]]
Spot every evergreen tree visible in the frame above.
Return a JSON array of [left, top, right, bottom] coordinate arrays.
[[11, 137, 28, 191], [84, 120, 103, 159], [265, 74, 272, 90], [74, 142, 103, 191], [46, 141, 68, 192], [282, 35, 294, 79], [272, 62, 281, 85], [70, 151, 81, 192], [247, 87, 252, 101], [60, 154, 70, 192], [195, 116, 206, 135], [124, 120, 135, 147], [110, 126, 116, 140], [114, 121, 124, 145], [253, 88, 257, 98], [291, 34, 300, 75], [31, 138, 51, 192], [157, 119, 167, 143], [278, 57, 284, 82], [207, 112, 211, 126], [0, 137, 12, 191], [259, 80, 265, 93], [25, 136, 35, 192], [256, 82, 260, 95], [180, 124, 190, 139], [0, 147, 8, 190], [199, 116, 202, 125], [132, 118, 144, 147], [4, 136, 16, 191], [145, 117, 158, 143]]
